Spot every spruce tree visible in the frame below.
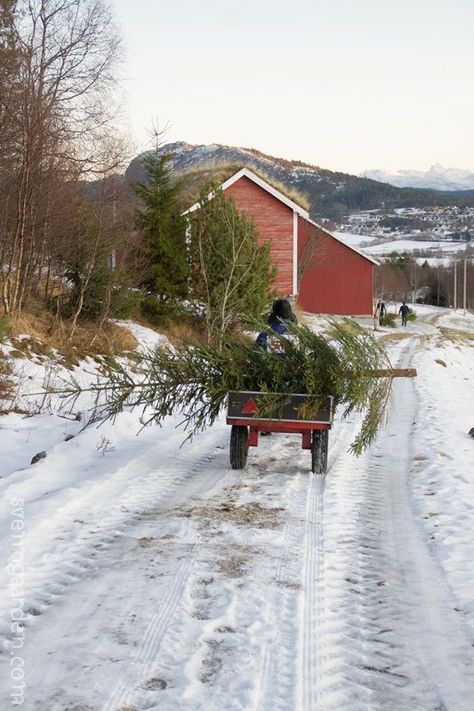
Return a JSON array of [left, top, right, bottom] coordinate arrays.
[[134, 148, 189, 309]]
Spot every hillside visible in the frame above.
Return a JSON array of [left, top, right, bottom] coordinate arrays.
[[125, 142, 474, 221]]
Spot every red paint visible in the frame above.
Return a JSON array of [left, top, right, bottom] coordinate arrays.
[[226, 418, 329, 433], [225, 176, 294, 295], [248, 427, 259, 447], [297, 217, 374, 315], [241, 397, 258, 415], [226, 419, 329, 450]]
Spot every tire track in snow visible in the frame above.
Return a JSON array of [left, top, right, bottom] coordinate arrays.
[[101, 466, 240, 711], [124, 460, 309, 711], [296, 333, 474, 710], [319, 453, 435, 710], [298, 469, 326, 711], [0, 427, 230, 651], [118, 449, 312, 711], [310, 336, 439, 710], [296, 397, 367, 711], [102, 544, 199, 711], [254, 472, 308, 711], [380, 338, 474, 710]]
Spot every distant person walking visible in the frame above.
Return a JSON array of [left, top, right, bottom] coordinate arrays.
[[399, 301, 409, 326], [375, 300, 386, 326]]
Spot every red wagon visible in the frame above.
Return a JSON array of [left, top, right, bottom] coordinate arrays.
[[226, 391, 334, 474]]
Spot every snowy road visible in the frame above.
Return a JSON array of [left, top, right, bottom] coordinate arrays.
[[1, 308, 473, 710]]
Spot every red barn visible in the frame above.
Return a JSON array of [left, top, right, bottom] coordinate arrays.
[[185, 167, 377, 315]]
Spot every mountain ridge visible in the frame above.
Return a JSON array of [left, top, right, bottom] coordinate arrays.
[[124, 142, 474, 220], [361, 164, 474, 192]]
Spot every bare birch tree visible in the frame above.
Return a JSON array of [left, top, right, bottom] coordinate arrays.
[[1, 0, 121, 314]]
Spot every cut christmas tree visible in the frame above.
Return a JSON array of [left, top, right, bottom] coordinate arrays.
[[80, 318, 415, 455]]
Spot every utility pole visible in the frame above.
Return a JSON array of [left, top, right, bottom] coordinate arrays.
[[463, 258, 467, 314], [411, 262, 417, 304], [453, 259, 457, 310]]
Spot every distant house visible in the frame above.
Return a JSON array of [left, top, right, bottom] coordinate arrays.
[[184, 167, 377, 315]]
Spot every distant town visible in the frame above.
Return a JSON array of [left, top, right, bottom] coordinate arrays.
[[338, 205, 474, 242]]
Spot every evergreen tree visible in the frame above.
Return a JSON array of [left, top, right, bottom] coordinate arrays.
[[134, 149, 189, 309], [189, 185, 275, 341]]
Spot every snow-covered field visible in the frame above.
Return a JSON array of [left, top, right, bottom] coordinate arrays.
[[363, 239, 471, 256], [334, 231, 472, 264], [1, 307, 474, 710], [333, 231, 378, 247]]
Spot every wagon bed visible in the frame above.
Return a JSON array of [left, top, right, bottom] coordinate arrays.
[[226, 391, 334, 474]]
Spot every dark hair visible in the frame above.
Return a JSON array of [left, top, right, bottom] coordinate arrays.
[[271, 299, 296, 321]]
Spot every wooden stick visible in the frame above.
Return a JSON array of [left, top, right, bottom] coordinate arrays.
[[363, 368, 417, 378]]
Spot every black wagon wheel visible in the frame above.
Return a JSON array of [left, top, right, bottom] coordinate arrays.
[[230, 425, 249, 470], [311, 429, 328, 475], [321, 428, 329, 472]]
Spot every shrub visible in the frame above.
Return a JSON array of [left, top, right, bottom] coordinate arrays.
[[380, 312, 396, 328], [140, 295, 198, 328], [406, 308, 417, 322], [0, 357, 13, 404], [58, 263, 140, 321]]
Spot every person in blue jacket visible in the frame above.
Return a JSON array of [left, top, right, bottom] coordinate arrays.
[[399, 301, 410, 327], [254, 299, 297, 435], [255, 298, 298, 351]]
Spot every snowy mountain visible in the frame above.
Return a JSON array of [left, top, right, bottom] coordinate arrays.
[[125, 143, 474, 220], [361, 164, 474, 191]]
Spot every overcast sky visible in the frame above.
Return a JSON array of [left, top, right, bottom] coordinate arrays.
[[111, 0, 473, 174]]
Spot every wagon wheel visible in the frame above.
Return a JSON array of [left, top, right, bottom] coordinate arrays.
[[311, 429, 328, 475], [321, 429, 329, 472], [230, 425, 249, 470]]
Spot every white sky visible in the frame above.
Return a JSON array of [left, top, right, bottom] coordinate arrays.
[[111, 0, 474, 174]]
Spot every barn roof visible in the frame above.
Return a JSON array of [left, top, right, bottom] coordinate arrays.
[[182, 167, 310, 217]]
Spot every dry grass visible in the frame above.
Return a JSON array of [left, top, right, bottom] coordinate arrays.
[[439, 327, 474, 343], [137, 537, 155, 548], [178, 160, 310, 212], [7, 312, 138, 368], [165, 321, 204, 346], [379, 331, 412, 344], [275, 578, 302, 590]]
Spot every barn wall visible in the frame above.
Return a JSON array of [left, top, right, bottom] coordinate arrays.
[[225, 176, 294, 295], [297, 218, 374, 315]]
